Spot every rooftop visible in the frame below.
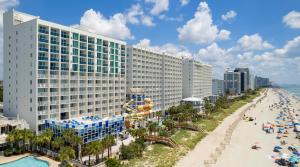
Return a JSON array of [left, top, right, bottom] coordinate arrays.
[[46, 115, 124, 129]]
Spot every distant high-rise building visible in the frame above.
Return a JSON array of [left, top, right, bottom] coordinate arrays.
[[234, 68, 250, 92], [212, 79, 224, 96], [255, 76, 270, 88], [224, 70, 241, 95], [249, 74, 255, 90], [182, 58, 212, 99]]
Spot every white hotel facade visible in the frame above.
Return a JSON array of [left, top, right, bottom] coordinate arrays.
[[3, 10, 126, 132], [126, 46, 182, 113], [182, 58, 212, 99], [3, 10, 213, 132]]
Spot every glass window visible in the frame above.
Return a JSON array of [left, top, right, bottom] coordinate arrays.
[[73, 56, 78, 63], [73, 48, 78, 55], [73, 41, 78, 48], [73, 33, 79, 40]]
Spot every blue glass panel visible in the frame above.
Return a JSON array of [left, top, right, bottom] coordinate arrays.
[[106, 121, 109, 127]]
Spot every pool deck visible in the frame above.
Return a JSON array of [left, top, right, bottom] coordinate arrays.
[[0, 153, 60, 167]]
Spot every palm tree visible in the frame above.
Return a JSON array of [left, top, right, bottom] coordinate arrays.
[[135, 128, 147, 139], [51, 137, 64, 152], [156, 111, 162, 123], [58, 146, 75, 164], [40, 129, 54, 149], [61, 129, 83, 160], [96, 140, 105, 161], [147, 122, 158, 135], [6, 130, 16, 148], [103, 135, 115, 158], [22, 129, 34, 151], [85, 141, 97, 166]]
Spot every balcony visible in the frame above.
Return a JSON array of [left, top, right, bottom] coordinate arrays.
[[38, 74, 48, 78], [50, 92, 59, 96], [50, 74, 59, 78], [38, 83, 48, 88], [50, 109, 59, 113], [39, 39, 48, 43], [50, 49, 59, 54], [49, 83, 59, 87], [61, 108, 69, 113], [38, 101, 48, 106], [38, 92, 48, 96], [39, 29, 49, 34]]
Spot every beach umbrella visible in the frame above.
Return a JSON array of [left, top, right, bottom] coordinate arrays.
[[274, 146, 283, 149], [281, 153, 289, 159], [288, 156, 299, 163]]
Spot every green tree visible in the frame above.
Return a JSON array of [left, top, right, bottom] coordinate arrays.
[[51, 137, 64, 151], [58, 146, 75, 164], [105, 158, 122, 167], [103, 135, 115, 158], [147, 122, 158, 135], [203, 97, 213, 115], [85, 141, 97, 166]]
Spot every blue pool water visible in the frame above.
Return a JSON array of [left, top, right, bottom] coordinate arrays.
[[0, 156, 49, 167]]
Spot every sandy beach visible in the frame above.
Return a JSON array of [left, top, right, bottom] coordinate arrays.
[[176, 88, 300, 167]]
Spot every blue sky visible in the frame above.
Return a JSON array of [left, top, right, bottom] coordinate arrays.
[[1, 0, 300, 84]]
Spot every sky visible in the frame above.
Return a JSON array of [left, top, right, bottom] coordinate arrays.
[[0, 0, 300, 84]]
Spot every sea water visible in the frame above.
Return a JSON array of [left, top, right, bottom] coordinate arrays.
[[281, 84, 300, 99]]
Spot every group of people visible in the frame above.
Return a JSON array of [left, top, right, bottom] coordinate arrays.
[[269, 92, 300, 166]]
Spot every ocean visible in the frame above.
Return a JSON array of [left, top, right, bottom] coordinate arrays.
[[281, 84, 300, 99]]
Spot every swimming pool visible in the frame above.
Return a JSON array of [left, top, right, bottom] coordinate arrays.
[[0, 156, 49, 167]]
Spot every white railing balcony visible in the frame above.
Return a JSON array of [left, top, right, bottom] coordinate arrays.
[[87, 105, 93, 109], [61, 75, 68, 79], [70, 91, 78, 95], [61, 99, 69, 103], [50, 109, 59, 113], [38, 74, 48, 78], [61, 84, 69, 88], [50, 83, 59, 87], [70, 98, 78, 103], [71, 76, 78, 80], [70, 107, 77, 111], [50, 101, 59, 105], [50, 92, 59, 96], [79, 106, 86, 110], [61, 108, 69, 113], [38, 110, 48, 115], [50, 75, 59, 78], [38, 101, 48, 106], [38, 83, 48, 88], [38, 92, 48, 96], [70, 84, 78, 87]]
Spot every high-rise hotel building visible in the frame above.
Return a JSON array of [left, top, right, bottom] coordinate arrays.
[[126, 46, 182, 113], [3, 10, 126, 132], [182, 58, 212, 99]]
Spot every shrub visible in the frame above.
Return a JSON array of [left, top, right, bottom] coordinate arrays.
[[105, 158, 122, 167], [15, 147, 23, 154], [120, 140, 145, 160], [159, 130, 170, 137], [4, 147, 13, 156]]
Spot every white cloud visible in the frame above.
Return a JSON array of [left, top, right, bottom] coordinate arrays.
[[196, 36, 300, 84], [217, 29, 231, 40], [136, 38, 151, 47], [0, 0, 20, 80], [126, 4, 155, 27], [283, 11, 300, 29], [237, 33, 273, 51], [158, 14, 183, 22], [180, 0, 189, 6], [145, 0, 169, 15], [126, 4, 143, 25], [75, 9, 133, 40], [221, 10, 237, 21], [177, 2, 230, 44], [141, 15, 155, 27]]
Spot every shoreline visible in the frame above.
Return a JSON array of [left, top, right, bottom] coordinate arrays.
[[175, 89, 267, 167]]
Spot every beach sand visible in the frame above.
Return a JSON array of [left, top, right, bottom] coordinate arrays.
[[176, 88, 300, 167]]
